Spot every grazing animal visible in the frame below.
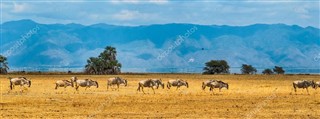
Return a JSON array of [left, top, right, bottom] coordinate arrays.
[[202, 79, 220, 90], [75, 79, 99, 91], [208, 81, 229, 92], [70, 76, 78, 84], [151, 79, 164, 89], [316, 81, 320, 89], [293, 80, 316, 94], [137, 79, 156, 94], [107, 77, 127, 91], [167, 79, 189, 90], [55, 80, 73, 89], [8, 77, 31, 92]]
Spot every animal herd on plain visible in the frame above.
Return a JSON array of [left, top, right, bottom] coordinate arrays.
[[7, 76, 320, 95]]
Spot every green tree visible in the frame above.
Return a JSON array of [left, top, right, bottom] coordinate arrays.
[[262, 68, 273, 75], [273, 66, 285, 74], [241, 64, 257, 74], [203, 60, 230, 74], [85, 46, 121, 74], [0, 55, 9, 74]]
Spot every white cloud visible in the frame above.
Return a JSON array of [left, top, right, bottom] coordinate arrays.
[[294, 7, 309, 14], [12, 3, 29, 13], [294, 6, 311, 19], [112, 10, 138, 20], [112, 10, 156, 21], [148, 0, 169, 5], [1, 1, 319, 28], [111, 0, 140, 4], [111, 0, 168, 4]]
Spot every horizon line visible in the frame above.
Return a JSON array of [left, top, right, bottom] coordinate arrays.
[[2, 19, 319, 29]]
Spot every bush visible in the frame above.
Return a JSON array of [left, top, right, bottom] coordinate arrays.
[[84, 46, 122, 75], [273, 66, 285, 74], [203, 60, 230, 74], [262, 69, 273, 75], [241, 64, 257, 74]]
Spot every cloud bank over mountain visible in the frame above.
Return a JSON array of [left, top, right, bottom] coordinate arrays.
[[1, 1, 319, 28]]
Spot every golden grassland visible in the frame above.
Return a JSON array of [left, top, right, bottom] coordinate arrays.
[[0, 74, 320, 118]]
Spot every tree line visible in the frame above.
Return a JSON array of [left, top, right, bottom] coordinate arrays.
[[0, 46, 122, 75], [1, 46, 285, 75], [203, 60, 285, 75]]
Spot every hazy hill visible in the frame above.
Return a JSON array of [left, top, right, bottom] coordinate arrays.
[[1, 19, 319, 72]]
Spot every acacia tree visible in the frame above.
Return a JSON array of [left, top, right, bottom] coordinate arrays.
[[85, 46, 121, 74], [0, 55, 9, 74], [241, 64, 257, 74], [262, 68, 273, 75], [273, 66, 285, 74], [203, 60, 230, 74]]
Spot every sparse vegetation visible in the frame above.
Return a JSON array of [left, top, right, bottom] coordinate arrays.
[[273, 66, 285, 74], [84, 46, 122, 74], [262, 68, 274, 75], [0, 55, 9, 74], [1, 74, 319, 118], [203, 60, 230, 74], [241, 64, 257, 74]]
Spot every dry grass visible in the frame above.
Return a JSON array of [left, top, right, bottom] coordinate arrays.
[[1, 74, 320, 118]]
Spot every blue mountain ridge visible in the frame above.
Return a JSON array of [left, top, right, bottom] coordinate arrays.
[[1, 19, 319, 73]]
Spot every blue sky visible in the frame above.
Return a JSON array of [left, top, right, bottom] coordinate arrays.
[[1, 0, 319, 27]]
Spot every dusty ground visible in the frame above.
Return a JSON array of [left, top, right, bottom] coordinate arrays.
[[1, 74, 320, 118]]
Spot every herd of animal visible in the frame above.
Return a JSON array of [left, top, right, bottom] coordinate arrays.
[[292, 80, 320, 94], [7, 76, 320, 94]]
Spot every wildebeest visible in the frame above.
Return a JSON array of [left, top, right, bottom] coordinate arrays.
[[70, 76, 78, 83], [167, 79, 189, 90], [107, 77, 127, 91], [55, 80, 73, 89], [74, 79, 99, 91], [202, 79, 220, 91], [293, 80, 316, 94], [151, 79, 164, 89], [8, 77, 31, 92], [137, 79, 156, 94], [316, 81, 320, 89], [208, 81, 229, 92]]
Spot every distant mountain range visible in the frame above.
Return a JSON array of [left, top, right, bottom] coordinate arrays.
[[1, 19, 319, 73]]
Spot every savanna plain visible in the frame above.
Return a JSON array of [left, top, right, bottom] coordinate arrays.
[[1, 74, 320, 118]]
